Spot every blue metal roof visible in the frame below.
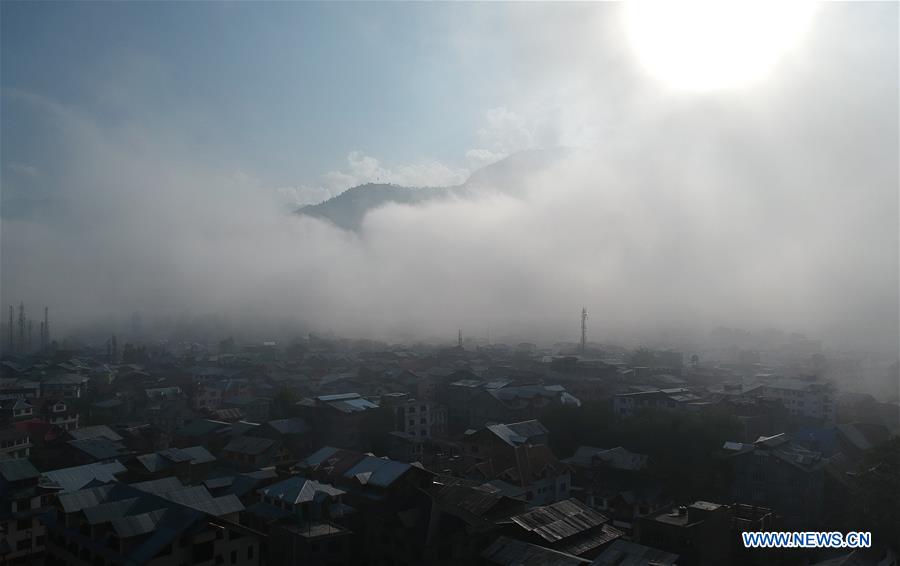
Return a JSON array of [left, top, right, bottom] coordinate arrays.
[[343, 456, 411, 488]]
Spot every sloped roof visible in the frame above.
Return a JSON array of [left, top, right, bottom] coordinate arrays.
[[42, 461, 127, 492], [135, 446, 216, 472], [343, 455, 411, 488], [258, 476, 345, 505], [511, 498, 608, 543], [487, 420, 548, 446], [266, 417, 310, 435], [68, 437, 132, 461], [0, 457, 39, 482], [223, 436, 278, 456], [70, 425, 123, 442]]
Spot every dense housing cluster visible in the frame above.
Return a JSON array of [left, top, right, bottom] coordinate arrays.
[[1, 330, 897, 565]]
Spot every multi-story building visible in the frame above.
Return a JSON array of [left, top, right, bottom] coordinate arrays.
[[613, 387, 710, 419], [0, 458, 47, 565], [39, 374, 89, 399], [36, 398, 79, 432], [743, 378, 836, 423], [295, 393, 380, 450], [0, 427, 32, 459], [381, 393, 447, 439], [719, 433, 827, 528]]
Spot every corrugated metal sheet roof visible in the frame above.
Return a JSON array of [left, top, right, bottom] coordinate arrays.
[[511, 499, 608, 543], [343, 456, 411, 488], [42, 461, 126, 492], [258, 476, 345, 504]]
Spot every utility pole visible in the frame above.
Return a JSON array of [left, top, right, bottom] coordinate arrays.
[[580, 307, 588, 354], [458, 329, 463, 348]]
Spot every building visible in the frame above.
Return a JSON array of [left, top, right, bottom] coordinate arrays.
[[39, 374, 89, 399], [461, 420, 571, 506], [635, 500, 776, 566], [635, 502, 730, 566], [613, 387, 709, 419], [720, 433, 827, 528], [295, 393, 380, 450], [744, 378, 836, 423], [42, 482, 260, 566], [0, 426, 32, 459], [0, 458, 47, 564], [499, 498, 624, 559], [381, 392, 447, 440]]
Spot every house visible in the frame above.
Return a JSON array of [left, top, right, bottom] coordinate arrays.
[[38, 460, 128, 493], [0, 426, 32, 459], [719, 433, 827, 528], [296, 446, 436, 565], [41, 482, 260, 566], [613, 387, 710, 419], [0, 398, 34, 423], [222, 396, 272, 423], [462, 420, 571, 506], [247, 417, 313, 459], [131, 445, 217, 483], [295, 393, 380, 450], [34, 398, 79, 432], [39, 374, 88, 399], [221, 436, 286, 470], [439, 380, 581, 432], [65, 436, 134, 464], [423, 475, 528, 563], [634, 502, 730, 566], [463, 420, 550, 452], [635, 501, 776, 566]]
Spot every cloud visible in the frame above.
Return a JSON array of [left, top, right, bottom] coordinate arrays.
[[466, 107, 537, 168], [0, 2, 896, 359]]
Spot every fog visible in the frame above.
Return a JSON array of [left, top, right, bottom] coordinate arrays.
[[1, 2, 897, 354]]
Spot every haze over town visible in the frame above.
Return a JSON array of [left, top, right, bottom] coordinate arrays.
[[2, 2, 896, 355]]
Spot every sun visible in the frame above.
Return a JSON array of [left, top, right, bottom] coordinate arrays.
[[624, 1, 815, 92]]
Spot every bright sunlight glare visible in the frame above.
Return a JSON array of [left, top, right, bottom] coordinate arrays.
[[624, 1, 816, 92]]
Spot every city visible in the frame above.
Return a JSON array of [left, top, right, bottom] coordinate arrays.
[[1, 2, 897, 565]]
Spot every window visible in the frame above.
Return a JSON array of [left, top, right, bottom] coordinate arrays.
[[231, 550, 237, 564], [17, 539, 32, 551], [247, 545, 254, 560], [17, 518, 32, 531]]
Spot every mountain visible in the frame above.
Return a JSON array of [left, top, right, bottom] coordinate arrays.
[[296, 147, 571, 231]]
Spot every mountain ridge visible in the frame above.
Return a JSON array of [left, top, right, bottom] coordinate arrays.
[[296, 147, 571, 231]]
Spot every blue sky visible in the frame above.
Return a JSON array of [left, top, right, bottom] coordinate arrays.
[[1, 2, 544, 190]]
